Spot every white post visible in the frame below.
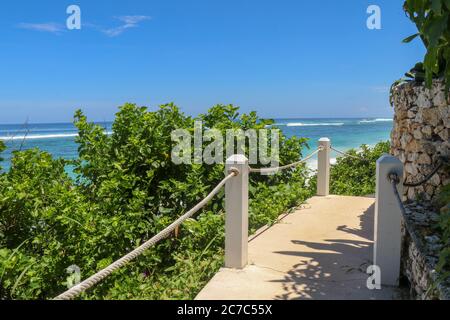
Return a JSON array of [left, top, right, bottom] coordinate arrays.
[[225, 154, 249, 269], [317, 138, 331, 196], [374, 155, 403, 286]]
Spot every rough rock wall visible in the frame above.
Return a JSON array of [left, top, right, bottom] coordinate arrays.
[[391, 79, 449, 300], [401, 202, 449, 300], [390, 79, 449, 202]]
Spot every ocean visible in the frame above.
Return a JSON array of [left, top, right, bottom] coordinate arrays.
[[0, 118, 393, 172]]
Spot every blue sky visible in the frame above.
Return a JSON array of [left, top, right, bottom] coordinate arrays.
[[0, 0, 424, 123]]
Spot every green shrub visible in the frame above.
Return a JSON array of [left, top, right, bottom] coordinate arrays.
[[309, 142, 390, 197], [331, 142, 390, 196], [0, 103, 313, 300], [0, 149, 88, 299]]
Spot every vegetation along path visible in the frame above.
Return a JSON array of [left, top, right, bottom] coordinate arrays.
[[196, 195, 402, 300]]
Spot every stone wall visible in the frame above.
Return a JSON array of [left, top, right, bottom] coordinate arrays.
[[401, 202, 449, 300], [390, 79, 449, 202], [391, 79, 449, 300]]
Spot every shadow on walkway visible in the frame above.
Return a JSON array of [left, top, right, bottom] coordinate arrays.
[[269, 204, 394, 300], [196, 196, 402, 300]]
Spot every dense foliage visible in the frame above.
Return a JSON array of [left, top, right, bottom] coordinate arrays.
[[0, 104, 314, 300], [402, 0, 450, 88], [309, 142, 391, 197]]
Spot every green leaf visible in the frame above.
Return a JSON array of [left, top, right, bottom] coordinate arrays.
[[402, 33, 420, 43], [423, 14, 448, 47]]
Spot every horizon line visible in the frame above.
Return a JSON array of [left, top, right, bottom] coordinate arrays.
[[0, 116, 394, 126]]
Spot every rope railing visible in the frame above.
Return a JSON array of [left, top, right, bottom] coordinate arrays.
[[331, 145, 447, 188], [387, 172, 426, 249], [54, 137, 387, 300], [403, 157, 447, 187], [54, 144, 326, 300], [384, 157, 449, 297], [330, 146, 370, 163], [248, 143, 382, 175], [53, 170, 238, 301], [248, 147, 322, 174], [388, 172, 407, 213]]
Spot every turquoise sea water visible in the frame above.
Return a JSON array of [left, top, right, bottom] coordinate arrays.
[[0, 118, 392, 172]]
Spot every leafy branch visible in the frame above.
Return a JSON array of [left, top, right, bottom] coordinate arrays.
[[402, 0, 450, 89]]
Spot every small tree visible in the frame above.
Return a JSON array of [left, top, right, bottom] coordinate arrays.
[[402, 0, 450, 88]]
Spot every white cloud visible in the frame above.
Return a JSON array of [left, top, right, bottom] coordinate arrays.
[[17, 22, 65, 34], [102, 15, 151, 37], [118, 16, 151, 25], [102, 24, 135, 37], [16, 15, 151, 37]]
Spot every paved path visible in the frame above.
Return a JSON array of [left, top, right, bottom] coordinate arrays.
[[196, 195, 401, 300]]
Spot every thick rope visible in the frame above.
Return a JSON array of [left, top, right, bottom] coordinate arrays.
[[330, 146, 370, 163], [403, 160, 444, 187], [54, 171, 238, 300], [389, 172, 449, 299], [388, 173, 431, 256], [248, 148, 321, 174]]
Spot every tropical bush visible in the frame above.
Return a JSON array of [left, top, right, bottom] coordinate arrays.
[[402, 0, 450, 88], [309, 142, 391, 197], [0, 103, 314, 300]]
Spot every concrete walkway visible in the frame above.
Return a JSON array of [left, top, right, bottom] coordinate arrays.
[[196, 195, 401, 300]]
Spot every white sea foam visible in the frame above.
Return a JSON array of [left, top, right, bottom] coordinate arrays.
[[0, 131, 112, 141], [0, 133, 79, 141], [270, 123, 287, 127], [359, 118, 393, 124], [0, 128, 76, 133], [286, 122, 345, 127]]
